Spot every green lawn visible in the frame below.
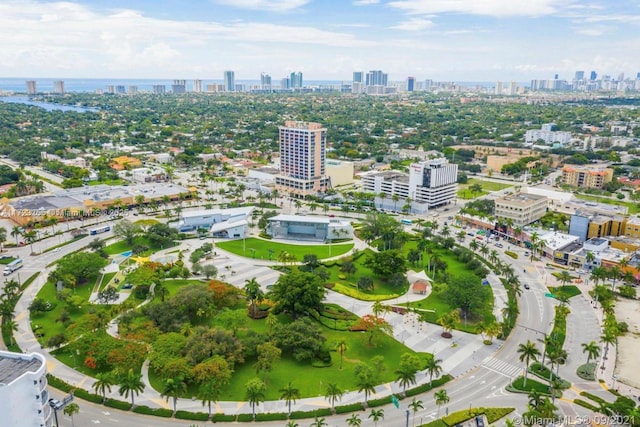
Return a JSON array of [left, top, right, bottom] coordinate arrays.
[[104, 236, 176, 256], [457, 179, 513, 199], [0, 257, 16, 264], [507, 376, 555, 396], [149, 310, 432, 400], [216, 238, 354, 261], [547, 285, 582, 299]]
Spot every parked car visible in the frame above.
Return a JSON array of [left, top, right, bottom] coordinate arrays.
[[496, 243, 504, 248], [524, 284, 530, 290], [476, 416, 485, 427]]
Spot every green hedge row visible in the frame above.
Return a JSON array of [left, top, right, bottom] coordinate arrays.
[[405, 375, 452, 397], [368, 395, 394, 407], [290, 408, 332, 419], [73, 388, 104, 404], [175, 410, 210, 421], [485, 408, 515, 423], [212, 414, 236, 422], [133, 405, 173, 417], [580, 391, 608, 405], [236, 414, 254, 422], [104, 398, 132, 411], [335, 403, 365, 414], [574, 399, 598, 411], [255, 412, 289, 421], [505, 251, 518, 259]]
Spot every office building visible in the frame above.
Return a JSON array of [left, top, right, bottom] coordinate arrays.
[[152, 85, 166, 94], [495, 81, 503, 95], [192, 79, 203, 93], [0, 350, 52, 427], [561, 165, 613, 189], [353, 71, 363, 83], [26, 80, 37, 95], [365, 70, 388, 87], [53, 80, 65, 94], [223, 70, 235, 92], [275, 121, 328, 197], [128, 85, 138, 95], [290, 72, 303, 88], [407, 77, 415, 92], [575, 71, 585, 81], [525, 125, 571, 145], [260, 72, 271, 90], [106, 85, 116, 94], [363, 158, 458, 214], [590, 71, 597, 81], [172, 80, 186, 94], [267, 214, 353, 241], [508, 81, 517, 95], [280, 77, 290, 89], [494, 193, 548, 227]]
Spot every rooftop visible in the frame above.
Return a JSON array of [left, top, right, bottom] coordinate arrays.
[[496, 193, 547, 206], [540, 231, 580, 251], [269, 214, 331, 224], [0, 351, 44, 385], [180, 206, 254, 219]]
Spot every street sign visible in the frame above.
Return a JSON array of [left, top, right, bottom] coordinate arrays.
[[391, 394, 400, 408], [544, 292, 555, 298]]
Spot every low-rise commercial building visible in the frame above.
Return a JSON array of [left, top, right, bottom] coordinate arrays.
[[0, 350, 52, 427], [561, 165, 613, 189], [267, 214, 353, 241], [175, 207, 254, 237], [494, 193, 548, 227]]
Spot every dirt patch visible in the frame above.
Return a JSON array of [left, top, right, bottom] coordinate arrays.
[[614, 298, 640, 389]]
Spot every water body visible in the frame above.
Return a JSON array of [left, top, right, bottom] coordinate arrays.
[[0, 96, 97, 113]]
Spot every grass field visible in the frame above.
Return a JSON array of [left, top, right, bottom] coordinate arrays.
[[457, 178, 513, 199], [216, 238, 354, 261], [104, 236, 177, 256], [547, 285, 582, 299]]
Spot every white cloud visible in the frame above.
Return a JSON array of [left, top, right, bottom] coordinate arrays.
[[214, 0, 310, 12], [353, 0, 380, 5], [390, 18, 434, 31], [387, 0, 571, 17]]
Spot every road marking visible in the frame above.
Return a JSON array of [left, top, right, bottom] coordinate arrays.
[[91, 421, 101, 424]]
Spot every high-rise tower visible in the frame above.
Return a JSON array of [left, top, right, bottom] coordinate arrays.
[[26, 80, 37, 95], [275, 121, 328, 197], [223, 71, 235, 92]]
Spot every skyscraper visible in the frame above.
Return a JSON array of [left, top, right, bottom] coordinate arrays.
[[574, 71, 585, 81], [260, 72, 272, 90], [152, 85, 166, 94], [275, 121, 328, 197], [365, 70, 387, 87], [25, 80, 37, 95], [590, 71, 597, 81], [353, 71, 363, 83], [290, 71, 303, 88], [172, 80, 186, 94], [53, 80, 65, 94], [281, 77, 291, 89], [223, 70, 235, 92], [407, 77, 415, 92], [193, 79, 203, 93]]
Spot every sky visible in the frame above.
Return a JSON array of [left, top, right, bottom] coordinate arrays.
[[1, 0, 639, 82]]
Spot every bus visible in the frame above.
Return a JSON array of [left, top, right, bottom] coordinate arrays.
[[4, 258, 23, 276], [90, 225, 111, 235], [401, 219, 413, 226]]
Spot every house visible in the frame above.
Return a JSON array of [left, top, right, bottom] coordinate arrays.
[[412, 280, 429, 295]]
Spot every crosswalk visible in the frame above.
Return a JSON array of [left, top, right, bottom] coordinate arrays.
[[482, 357, 522, 378]]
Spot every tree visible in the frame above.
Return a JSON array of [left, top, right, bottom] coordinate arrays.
[[364, 250, 407, 277], [408, 398, 424, 427], [368, 408, 385, 427], [272, 318, 326, 361], [335, 339, 348, 370], [424, 356, 443, 386], [340, 261, 357, 276], [244, 277, 265, 318], [310, 416, 328, 427], [279, 381, 300, 416], [557, 270, 572, 288], [355, 363, 377, 404], [582, 341, 600, 364], [23, 230, 37, 253], [255, 341, 281, 383], [434, 389, 450, 417], [350, 314, 392, 347], [395, 353, 421, 394], [63, 402, 80, 427], [51, 252, 107, 285], [346, 413, 362, 427], [268, 270, 325, 318], [161, 377, 187, 413], [324, 383, 344, 411], [92, 372, 115, 402], [10, 225, 22, 244], [113, 219, 141, 244], [357, 276, 374, 291], [245, 378, 266, 420], [444, 272, 491, 317], [517, 340, 541, 387], [118, 369, 145, 406], [199, 380, 220, 418]]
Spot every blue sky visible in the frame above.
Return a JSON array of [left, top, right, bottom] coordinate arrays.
[[1, 0, 639, 82]]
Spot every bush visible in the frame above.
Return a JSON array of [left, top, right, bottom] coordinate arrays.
[[368, 395, 393, 407], [442, 409, 478, 426], [72, 388, 103, 404], [212, 414, 236, 422], [485, 407, 515, 423], [335, 403, 364, 414], [236, 413, 254, 422], [505, 251, 518, 259], [574, 399, 598, 411], [103, 398, 132, 411], [290, 408, 332, 419], [175, 411, 210, 421], [580, 391, 607, 405], [577, 363, 597, 381], [46, 374, 73, 393], [133, 405, 173, 417], [618, 285, 636, 299], [255, 412, 288, 421], [405, 375, 452, 397]]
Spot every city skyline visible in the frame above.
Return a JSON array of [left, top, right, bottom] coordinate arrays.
[[1, 1, 639, 81]]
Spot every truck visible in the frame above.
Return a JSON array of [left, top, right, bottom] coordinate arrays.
[[3, 258, 23, 276]]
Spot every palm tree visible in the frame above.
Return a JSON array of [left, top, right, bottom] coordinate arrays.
[[0, 226, 6, 253], [408, 398, 424, 427], [118, 369, 145, 406], [469, 239, 479, 252], [324, 383, 344, 412], [335, 340, 348, 370], [346, 413, 362, 427], [395, 365, 417, 395], [92, 373, 115, 403], [245, 378, 266, 420], [557, 270, 572, 288], [528, 390, 544, 410], [434, 389, 450, 417], [244, 277, 264, 317], [517, 340, 541, 387], [368, 408, 385, 427], [10, 225, 21, 244], [63, 402, 80, 427], [1, 318, 18, 346], [357, 378, 376, 405], [585, 250, 595, 268], [279, 381, 300, 416], [582, 341, 600, 364], [23, 230, 37, 253], [285, 421, 299, 427], [161, 377, 186, 413], [309, 416, 328, 427], [199, 379, 220, 418], [424, 357, 443, 386]]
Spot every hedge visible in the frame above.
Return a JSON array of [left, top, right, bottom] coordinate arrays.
[[72, 388, 103, 404], [368, 395, 393, 407], [133, 405, 173, 417], [574, 399, 599, 411], [175, 411, 210, 421], [442, 408, 481, 426], [422, 419, 448, 427], [46, 374, 73, 393], [505, 251, 518, 259], [255, 412, 289, 421], [236, 413, 254, 422], [289, 408, 332, 419], [335, 402, 365, 414], [104, 398, 132, 411], [211, 414, 236, 422], [580, 391, 608, 405], [485, 407, 515, 423], [405, 375, 452, 397]]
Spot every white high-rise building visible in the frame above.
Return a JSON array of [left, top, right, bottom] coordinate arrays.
[[53, 80, 65, 94], [26, 80, 37, 95], [193, 79, 203, 93], [363, 158, 458, 214], [0, 351, 53, 427], [223, 70, 235, 92]]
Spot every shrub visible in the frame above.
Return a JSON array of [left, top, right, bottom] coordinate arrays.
[[368, 395, 393, 407], [46, 374, 73, 393], [580, 391, 607, 405], [236, 414, 254, 422], [175, 411, 210, 421], [290, 408, 332, 419], [505, 251, 518, 259], [72, 388, 103, 404], [212, 414, 236, 422], [103, 398, 132, 411], [574, 399, 598, 411], [485, 407, 515, 423], [255, 412, 288, 421], [577, 363, 596, 381], [442, 409, 477, 426], [133, 405, 173, 417], [335, 403, 364, 414]]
